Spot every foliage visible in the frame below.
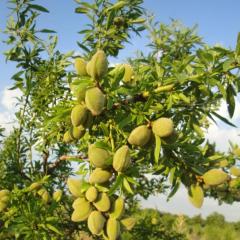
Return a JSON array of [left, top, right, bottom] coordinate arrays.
[[0, 0, 240, 239]]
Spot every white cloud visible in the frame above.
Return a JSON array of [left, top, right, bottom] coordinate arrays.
[[1, 87, 21, 111], [141, 186, 240, 221], [0, 87, 21, 134]]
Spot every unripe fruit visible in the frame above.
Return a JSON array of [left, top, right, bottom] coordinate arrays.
[[72, 199, 92, 222], [151, 217, 158, 225], [121, 217, 136, 230], [72, 125, 85, 140], [71, 104, 88, 127], [0, 190, 10, 198], [152, 118, 174, 138], [89, 168, 112, 184], [88, 144, 110, 168], [203, 169, 228, 186], [70, 83, 87, 103], [87, 211, 106, 235], [72, 197, 87, 209], [67, 178, 84, 197], [109, 197, 125, 219], [0, 196, 9, 203], [85, 186, 98, 202], [113, 145, 130, 172], [53, 189, 63, 202], [128, 125, 152, 146], [63, 130, 74, 143], [85, 87, 106, 116], [233, 148, 240, 157], [188, 185, 204, 208], [74, 58, 87, 76], [87, 50, 108, 80], [122, 64, 134, 83], [28, 182, 42, 192], [229, 178, 240, 188], [93, 192, 111, 212], [218, 159, 229, 168], [230, 166, 240, 177], [107, 218, 121, 240], [37, 188, 50, 204], [0, 202, 7, 212], [154, 84, 174, 93]]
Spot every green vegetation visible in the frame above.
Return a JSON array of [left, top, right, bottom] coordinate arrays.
[[0, 0, 240, 239]]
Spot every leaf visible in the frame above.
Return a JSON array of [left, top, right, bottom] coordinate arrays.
[[28, 4, 49, 13], [211, 111, 236, 127], [108, 175, 123, 195], [75, 7, 89, 14], [77, 41, 90, 53], [46, 224, 62, 235], [192, 124, 204, 138], [167, 180, 180, 200], [123, 178, 134, 194], [226, 85, 236, 118], [154, 135, 161, 164], [39, 29, 56, 33], [95, 141, 111, 151]]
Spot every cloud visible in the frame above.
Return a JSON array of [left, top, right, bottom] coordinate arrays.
[[0, 87, 21, 134], [141, 185, 240, 221], [1, 87, 21, 111]]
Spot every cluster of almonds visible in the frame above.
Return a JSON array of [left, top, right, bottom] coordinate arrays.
[[63, 50, 108, 143], [67, 144, 135, 239], [188, 165, 240, 208], [28, 182, 63, 204]]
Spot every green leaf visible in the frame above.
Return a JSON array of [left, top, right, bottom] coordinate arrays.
[[226, 84, 236, 118], [75, 7, 89, 14], [211, 111, 236, 127], [167, 180, 180, 200], [123, 178, 134, 194], [28, 4, 49, 13], [108, 175, 123, 195], [154, 135, 161, 164], [46, 224, 62, 235], [236, 32, 240, 56], [77, 41, 90, 53], [39, 29, 56, 33]]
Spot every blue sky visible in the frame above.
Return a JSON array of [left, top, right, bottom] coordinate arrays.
[[0, 0, 240, 221]]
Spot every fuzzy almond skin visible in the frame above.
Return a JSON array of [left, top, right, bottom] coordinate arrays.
[[106, 218, 121, 240], [230, 166, 240, 177], [87, 50, 108, 80], [93, 192, 111, 212], [53, 190, 62, 202], [85, 186, 98, 202], [71, 104, 88, 127], [109, 197, 125, 219], [67, 178, 84, 197], [128, 125, 152, 146], [88, 144, 110, 168], [152, 117, 174, 137], [113, 145, 130, 172], [85, 87, 106, 116], [72, 125, 85, 140], [71, 199, 92, 222], [203, 169, 228, 186], [188, 185, 204, 208], [122, 64, 134, 83], [89, 168, 112, 184], [88, 211, 106, 235], [74, 58, 87, 76], [63, 130, 74, 143]]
